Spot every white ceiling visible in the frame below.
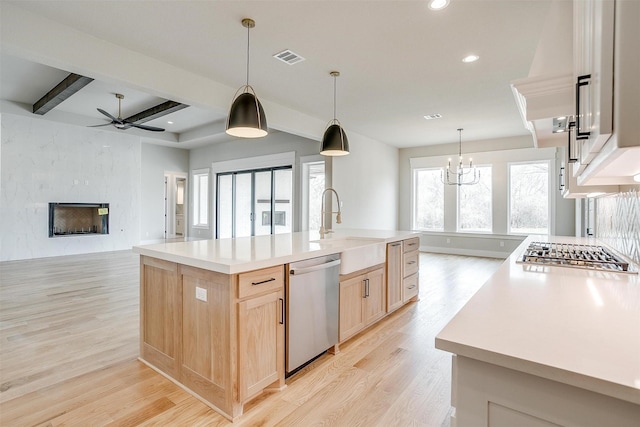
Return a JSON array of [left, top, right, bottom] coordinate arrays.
[[0, 0, 556, 150]]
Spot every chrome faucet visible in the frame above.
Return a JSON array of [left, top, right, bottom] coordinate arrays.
[[319, 187, 342, 238]]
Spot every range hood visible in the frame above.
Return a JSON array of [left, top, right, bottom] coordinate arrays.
[[511, 73, 573, 148], [510, 0, 574, 148]]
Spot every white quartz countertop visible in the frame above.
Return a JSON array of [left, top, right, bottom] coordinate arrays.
[[133, 229, 417, 274], [435, 236, 640, 405]]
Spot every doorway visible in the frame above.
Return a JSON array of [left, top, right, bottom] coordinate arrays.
[[164, 172, 188, 240]]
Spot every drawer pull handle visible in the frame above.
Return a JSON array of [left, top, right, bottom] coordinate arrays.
[[407, 243, 417, 246], [252, 277, 276, 286], [407, 285, 416, 289], [407, 261, 417, 265], [391, 242, 401, 247]]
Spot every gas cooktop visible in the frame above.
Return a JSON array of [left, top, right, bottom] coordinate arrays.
[[518, 241, 635, 273]]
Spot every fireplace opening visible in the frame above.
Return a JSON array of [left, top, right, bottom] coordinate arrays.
[[49, 203, 109, 237]]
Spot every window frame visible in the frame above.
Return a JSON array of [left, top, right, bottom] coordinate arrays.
[[411, 167, 445, 231], [507, 160, 551, 236], [192, 168, 210, 229]]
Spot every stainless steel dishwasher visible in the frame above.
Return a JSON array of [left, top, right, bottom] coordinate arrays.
[[286, 254, 340, 375]]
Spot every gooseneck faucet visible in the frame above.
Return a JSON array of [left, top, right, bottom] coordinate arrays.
[[319, 187, 342, 238]]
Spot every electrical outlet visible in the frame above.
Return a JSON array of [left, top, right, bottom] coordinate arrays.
[[195, 286, 207, 302], [446, 238, 451, 244], [500, 241, 505, 247]]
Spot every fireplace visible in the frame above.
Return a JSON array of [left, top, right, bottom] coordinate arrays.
[[49, 203, 109, 237]]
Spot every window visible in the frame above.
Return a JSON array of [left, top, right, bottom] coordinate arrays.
[[413, 168, 444, 230], [216, 166, 293, 238], [509, 162, 549, 234], [302, 161, 325, 232], [192, 169, 209, 227], [458, 166, 492, 232]]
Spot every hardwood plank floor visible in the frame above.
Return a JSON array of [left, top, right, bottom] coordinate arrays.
[[0, 251, 502, 426]]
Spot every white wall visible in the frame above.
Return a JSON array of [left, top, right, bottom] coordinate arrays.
[[0, 113, 141, 261], [332, 132, 399, 231], [140, 144, 189, 242]]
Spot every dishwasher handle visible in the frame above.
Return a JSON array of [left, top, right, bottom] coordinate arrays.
[[290, 259, 341, 275]]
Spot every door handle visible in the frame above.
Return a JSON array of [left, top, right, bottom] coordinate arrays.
[[252, 277, 276, 286], [575, 74, 591, 140], [559, 167, 565, 191], [365, 279, 370, 298], [279, 298, 284, 325]]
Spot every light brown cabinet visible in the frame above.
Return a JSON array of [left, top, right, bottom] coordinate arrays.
[[386, 242, 403, 312], [140, 256, 285, 421], [386, 237, 420, 312], [402, 237, 420, 304], [339, 265, 386, 342]]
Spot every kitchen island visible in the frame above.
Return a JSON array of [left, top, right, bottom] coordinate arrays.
[[133, 229, 418, 420], [435, 236, 640, 426]]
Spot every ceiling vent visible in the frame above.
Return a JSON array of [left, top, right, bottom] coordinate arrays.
[[273, 49, 305, 65], [424, 113, 443, 120]]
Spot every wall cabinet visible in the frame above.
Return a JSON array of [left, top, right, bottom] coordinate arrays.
[[339, 265, 386, 342], [572, 0, 640, 185], [140, 256, 285, 420]]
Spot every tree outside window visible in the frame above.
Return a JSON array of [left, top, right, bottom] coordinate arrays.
[[413, 168, 444, 230], [458, 166, 492, 232], [509, 162, 549, 234]]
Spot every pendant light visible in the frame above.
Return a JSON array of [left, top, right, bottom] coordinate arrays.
[[226, 18, 268, 138], [441, 128, 480, 186], [320, 71, 350, 156]]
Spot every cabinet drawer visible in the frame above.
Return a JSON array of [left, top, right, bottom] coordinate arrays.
[[403, 251, 419, 278], [403, 237, 420, 253], [238, 265, 284, 299], [403, 273, 418, 302]]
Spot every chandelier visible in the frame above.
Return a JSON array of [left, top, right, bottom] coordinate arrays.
[[441, 128, 479, 186]]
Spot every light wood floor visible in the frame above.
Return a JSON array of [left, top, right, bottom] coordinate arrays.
[[0, 250, 502, 426]]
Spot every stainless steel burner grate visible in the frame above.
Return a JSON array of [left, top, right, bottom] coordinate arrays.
[[518, 242, 632, 272]]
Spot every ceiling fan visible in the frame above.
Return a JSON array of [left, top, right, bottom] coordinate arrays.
[[89, 93, 164, 132]]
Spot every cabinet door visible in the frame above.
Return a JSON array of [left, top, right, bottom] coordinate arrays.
[[339, 275, 366, 342], [364, 268, 386, 325], [140, 257, 181, 379], [403, 272, 419, 303], [238, 290, 284, 401], [386, 242, 403, 313]]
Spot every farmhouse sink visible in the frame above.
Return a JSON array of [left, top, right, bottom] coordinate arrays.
[[311, 237, 386, 275]]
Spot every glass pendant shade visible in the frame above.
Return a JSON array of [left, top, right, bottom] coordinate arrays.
[[226, 88, 268, 138], [320, 121, 350, 156]]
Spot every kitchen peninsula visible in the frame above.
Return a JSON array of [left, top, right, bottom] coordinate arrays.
[[436, 236, 640, 427], [133, 229, 419, 420]]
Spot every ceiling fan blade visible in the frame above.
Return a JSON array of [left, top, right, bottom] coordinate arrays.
[[128, 122, 165, 132], [97, 108, 120, 123], [87, 122, 114, 128]]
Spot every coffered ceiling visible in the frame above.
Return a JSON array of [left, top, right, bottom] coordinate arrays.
[[0, 0, 558, 150]]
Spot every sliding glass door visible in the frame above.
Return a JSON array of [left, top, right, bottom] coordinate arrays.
[[216, 166, 292, 238]]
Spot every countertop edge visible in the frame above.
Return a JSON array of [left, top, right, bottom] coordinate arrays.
[[434, 337, 640, 406]]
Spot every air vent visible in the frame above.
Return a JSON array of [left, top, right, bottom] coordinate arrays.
[[424, 114, 443, 120], [273, 49, 306, 65]]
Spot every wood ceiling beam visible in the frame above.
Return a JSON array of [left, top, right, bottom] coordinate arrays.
[[124, 100, 188, 124], [32, 73, 94, 115]]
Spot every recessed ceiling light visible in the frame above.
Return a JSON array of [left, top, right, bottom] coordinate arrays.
[[424, 114, 443, 120], [167, 121, 174, 124], [462, 54, 479, 63], [429, 0, 450, 10]]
